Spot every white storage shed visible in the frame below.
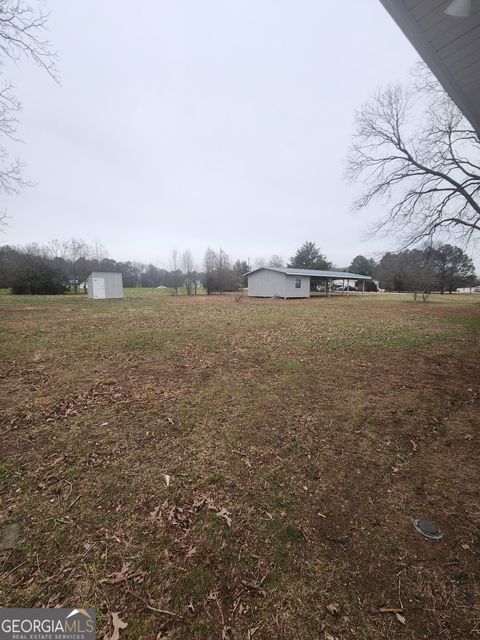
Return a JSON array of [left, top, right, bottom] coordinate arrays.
[[246, 267, 371, 298], [87, 272, 123, 300]]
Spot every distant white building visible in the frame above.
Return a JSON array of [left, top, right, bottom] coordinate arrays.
[[457, 286, 480, 293], [87, 272, 123, 300], [246, 267, 371, 298]]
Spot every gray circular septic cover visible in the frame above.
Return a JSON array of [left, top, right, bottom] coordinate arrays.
[[413, 519, 443, 540]]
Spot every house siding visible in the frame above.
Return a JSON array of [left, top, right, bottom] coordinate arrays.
[[247, 269, 310, 298], [248, 269, 286, 297], [284, 274, 309, 298]]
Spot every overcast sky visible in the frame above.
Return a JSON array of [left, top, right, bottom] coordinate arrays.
[[3, 0, 479, 270]]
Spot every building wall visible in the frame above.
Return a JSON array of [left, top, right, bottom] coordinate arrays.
[[248, 270, 286, 297], [248, 270, 310, 298], [87, 273, 94, 298], [284, 274, 310, 298], [87, 272, 123, 299]]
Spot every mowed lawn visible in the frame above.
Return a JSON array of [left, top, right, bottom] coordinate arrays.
[[1, 289, 479, 639]]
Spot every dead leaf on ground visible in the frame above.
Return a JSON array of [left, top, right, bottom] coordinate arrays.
[[100, 562, 131, 584], [149, 506, 162, 521], [395, 612, 406, 625], [104, 612, 127, 640], [100, 562, 143, 584], [326, 602, 340, 615], [216, 508, 232, 527]]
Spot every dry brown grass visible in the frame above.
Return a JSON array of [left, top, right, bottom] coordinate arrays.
[[1, 289, 479, 639]]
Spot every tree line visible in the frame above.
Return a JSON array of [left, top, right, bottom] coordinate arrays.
[[0, 241, 251, 295], [349, 245, 477, 295], [288, 241, 476, 294], [0, 238, 476, 295], [373, 245, 476, 295]]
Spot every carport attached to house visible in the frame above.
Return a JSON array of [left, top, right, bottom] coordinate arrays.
[[245, 267, 372, 298]]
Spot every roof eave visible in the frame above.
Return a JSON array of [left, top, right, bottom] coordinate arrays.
[[378, 0, 480, 137], [244, 267, 281, 276], [245, 267, 371, 279]]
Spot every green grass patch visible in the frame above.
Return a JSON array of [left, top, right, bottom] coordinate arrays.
[[170, 566, 213, 607], [446, 316, 480, 329]]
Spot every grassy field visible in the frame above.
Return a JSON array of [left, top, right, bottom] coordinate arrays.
[[1, 289, 479, 639]]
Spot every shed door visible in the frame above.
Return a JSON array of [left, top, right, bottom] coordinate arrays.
[[93, 277, 106, 299]]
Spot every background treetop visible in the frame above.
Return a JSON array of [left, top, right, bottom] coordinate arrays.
[[288, 242, 332, 270], [348, 255, 376, 276]]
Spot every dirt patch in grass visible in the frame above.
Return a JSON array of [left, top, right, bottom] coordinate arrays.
[[1, 291, 479, 639]]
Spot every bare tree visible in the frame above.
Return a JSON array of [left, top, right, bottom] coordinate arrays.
[[65, 238, 87, 293], [408, 246, 437, 303], [46, 238, 68, 259], [131, 261, 143, 287], [217, 248, 231, 294], [346, 66, 480, 247], [181, 249, 194, 295], [0, 1, 57, 216], [0, 1, 57, 75], [202, 248, 235, 294], [254, 256, 266, 268], [93, 241, 108, 263], [268, 254, 284, 268], [170, 249, 182, 294], [0, 83, 24, 198], [203, 247, 217, 295], [22, 241, 46, 257]]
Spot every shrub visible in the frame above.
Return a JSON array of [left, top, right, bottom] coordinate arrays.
[[362, 279, 378, 292], [11, 261, 69, 295]]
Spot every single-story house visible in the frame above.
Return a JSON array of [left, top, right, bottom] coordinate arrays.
[[245, 267, 371, 298]]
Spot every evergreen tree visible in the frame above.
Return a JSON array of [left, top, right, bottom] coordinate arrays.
[[348, 255, 376, 276], [11, 258, 69, 295], [289, 242, 331, 270]]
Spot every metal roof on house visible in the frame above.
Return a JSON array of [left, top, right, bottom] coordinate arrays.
[[379, 0, 480, 136], [245, 267, 371, 280]]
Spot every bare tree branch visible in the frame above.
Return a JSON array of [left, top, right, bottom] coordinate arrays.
[[0, 1, 57, 212], [0, 0, 57, 79], [346, 67, 480, 247]]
